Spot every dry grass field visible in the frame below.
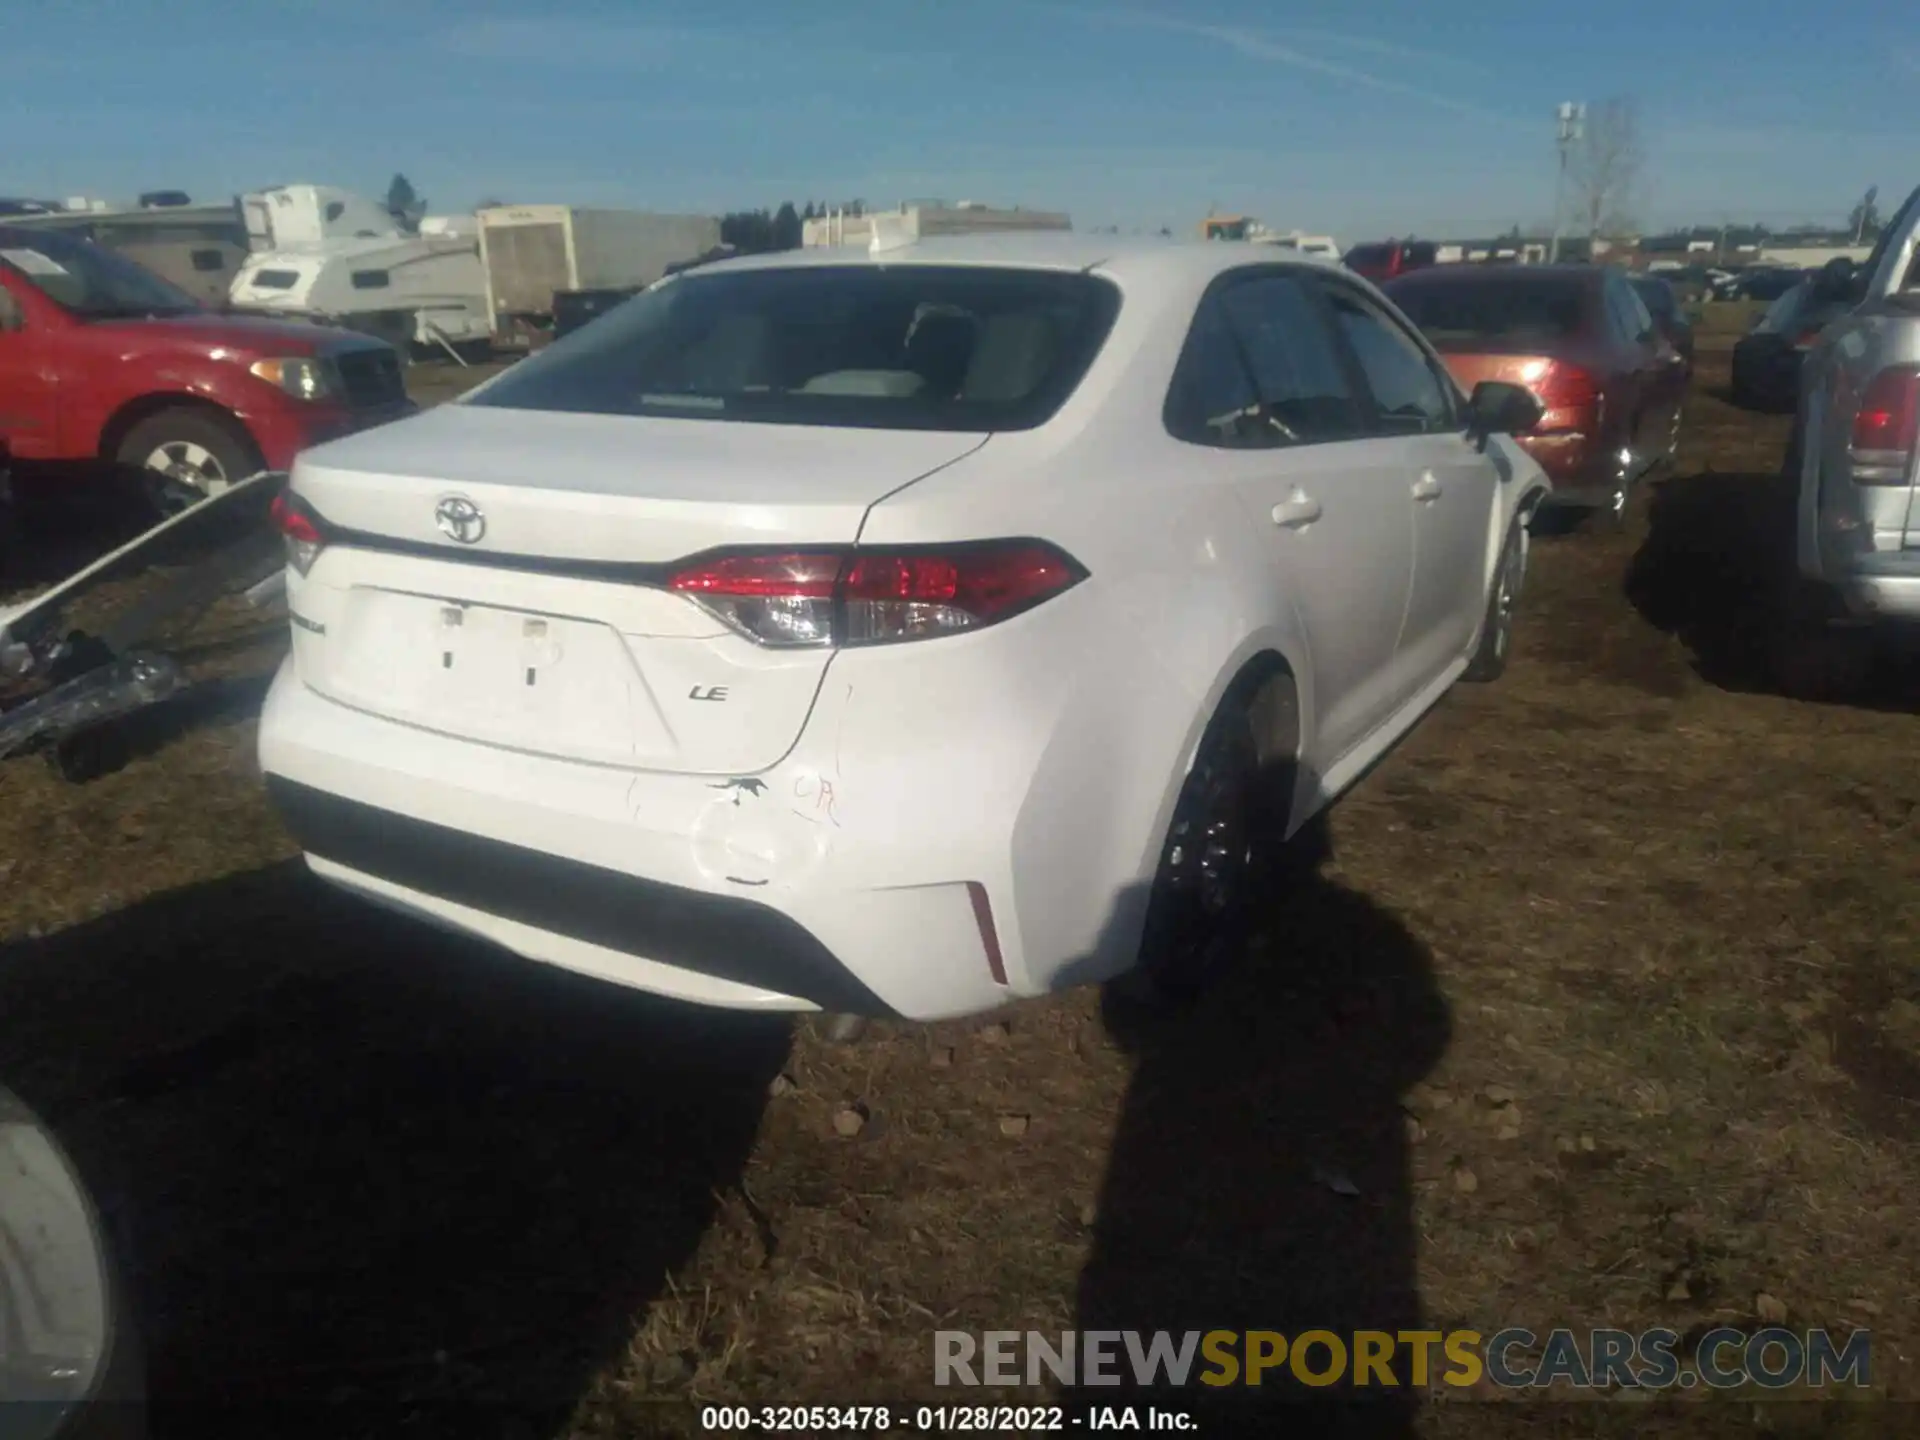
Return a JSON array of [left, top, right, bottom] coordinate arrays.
[[1, 306, 1914, 1437]]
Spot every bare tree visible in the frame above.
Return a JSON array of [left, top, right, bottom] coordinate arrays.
[[1570, 98, 1644, 241]]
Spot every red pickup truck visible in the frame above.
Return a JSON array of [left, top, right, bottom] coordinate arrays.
[[0, 224, 414, 516]]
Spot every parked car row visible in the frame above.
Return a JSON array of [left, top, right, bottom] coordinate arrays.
[[1710, 265, 1810, 303], [15, 206, 1867, 1029]]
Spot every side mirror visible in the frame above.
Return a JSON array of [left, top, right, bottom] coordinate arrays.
[[1467, 380, 1544, 441]]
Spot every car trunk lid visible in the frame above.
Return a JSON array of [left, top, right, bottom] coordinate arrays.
[[1435, 350, 1602, 434], [284, 405, 988, 774]]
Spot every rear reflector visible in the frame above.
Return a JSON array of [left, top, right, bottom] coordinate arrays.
[[667, 541, 1086, 647], [1848, 366, 1920, 485], [966, 881, 1009, 987], [270, 490, 326, 575]]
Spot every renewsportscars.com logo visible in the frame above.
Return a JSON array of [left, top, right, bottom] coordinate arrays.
[[934, 1328, 1873, 1391]]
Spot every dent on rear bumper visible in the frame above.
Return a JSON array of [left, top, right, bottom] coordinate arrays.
[[256, 659, 1029, 1020], [258, 570, 1183, 1020]]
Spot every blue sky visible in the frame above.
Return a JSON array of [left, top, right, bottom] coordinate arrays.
[[4, 0, 1914, 239]]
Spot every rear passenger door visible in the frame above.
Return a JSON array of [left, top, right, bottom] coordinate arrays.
[[1166, 268, 1418, 771], [1602, 276, 1662, 456], [1617, 277, 1687, 436], [1317, 277, 1501, 684]]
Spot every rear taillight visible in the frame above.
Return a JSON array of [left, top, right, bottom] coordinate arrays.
[[270, 490, 326, 575], [1515, 360, 1599, 432], [667, 541, 1086, 648], [1792, 326, 1823, 350], [1848, 366, 1920, 485]]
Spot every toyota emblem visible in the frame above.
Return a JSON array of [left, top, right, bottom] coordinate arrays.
[[435, 495, 486, 544]]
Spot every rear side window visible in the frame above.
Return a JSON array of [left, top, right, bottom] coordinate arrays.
[[1214, 275, 1363, 442], [466, 265, 1123, 433], [1322, 286, 1455, 434], [190, 249, 226, 273], [1164, 295, 1261, 447], [351, 270, 391, 289]]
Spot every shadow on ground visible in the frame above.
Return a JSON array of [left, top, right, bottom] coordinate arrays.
[[0, 862, 789, 1437], [4, 467, 166, 594], [1625, 469, 1920, 708], [1074, 813, 1450, 1436]]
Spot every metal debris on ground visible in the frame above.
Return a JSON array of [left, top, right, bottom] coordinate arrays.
[[0, 471, 288, 780]]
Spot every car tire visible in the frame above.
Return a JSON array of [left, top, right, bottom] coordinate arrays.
[[1126, 682, 1292, 1007], [1464, 516, 1528, 682], [114, 408, 264, 522]]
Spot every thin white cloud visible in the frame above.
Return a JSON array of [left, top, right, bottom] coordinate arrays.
[[1066, 8, 1518, 126], [1270, 26, 1492, 77]]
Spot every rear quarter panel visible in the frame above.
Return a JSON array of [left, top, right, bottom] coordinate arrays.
[[856, 267, 1319, 988]]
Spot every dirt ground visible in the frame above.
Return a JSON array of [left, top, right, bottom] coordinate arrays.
[[1, 310, 1915, 1438]]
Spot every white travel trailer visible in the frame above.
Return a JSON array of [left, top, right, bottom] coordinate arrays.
[[228, 216, 489, 357], [240, 185, 399, 252], [1254, 229, 1341, 258]]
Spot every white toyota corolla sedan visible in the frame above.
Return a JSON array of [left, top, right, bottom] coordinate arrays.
[[257, 233, 1551, 1021]]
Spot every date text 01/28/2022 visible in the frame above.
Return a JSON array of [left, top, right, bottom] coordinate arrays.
[[699, 1405, 1194, 1431]]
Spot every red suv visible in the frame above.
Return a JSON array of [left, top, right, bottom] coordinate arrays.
[[0, 224, 415, 515], [1343, 240, 1439, 283]]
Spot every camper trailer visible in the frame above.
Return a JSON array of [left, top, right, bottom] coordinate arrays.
[[228, 215, 489, 357], [240, 185, 401, 252], [6, 201, 249, 307]]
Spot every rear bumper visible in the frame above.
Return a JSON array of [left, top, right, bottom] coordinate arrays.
[[267, 776, 898, 1015], [1517, 433, 1620, 508], [256, 660, 1032, 1020], [1834, 569, 1920, 622], [247, 400, 418, 472]]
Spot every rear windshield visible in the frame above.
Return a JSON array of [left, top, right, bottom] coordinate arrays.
[[1386, 278, 1587, 346], [466, 264, 1123, 432], [1345, 245, 1392, 269]]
